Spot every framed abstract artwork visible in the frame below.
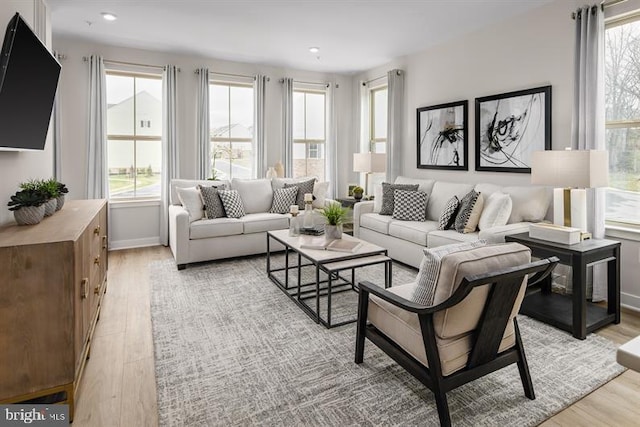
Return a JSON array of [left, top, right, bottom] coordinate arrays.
[[475, 86, 551, 173], [417, 100, 468, 170]]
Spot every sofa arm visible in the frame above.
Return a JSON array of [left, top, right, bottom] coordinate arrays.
[[478, 222, 532, 243], [353, 201, 375, 238], [169, 204, 190, 268]]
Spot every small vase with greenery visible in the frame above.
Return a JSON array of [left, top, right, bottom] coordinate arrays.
[[352, 186, 364, 201], [20, 179, 60, 216], [319, 202, 349, 240], [7, 188, 48, 225]]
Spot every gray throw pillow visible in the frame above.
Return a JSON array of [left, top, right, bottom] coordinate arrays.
[[270, 186, 298, 214], [380, 183, 419, 215], [218, 189, 246, 218], [392, 190, 428, 221], [285, 178, 316, 209], [438, 196, 460, 230], [198, 184, 227, 219]]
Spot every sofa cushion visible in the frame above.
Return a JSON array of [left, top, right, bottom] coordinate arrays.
[[285, 178, 316, 209], [392, 190, 428, 221], [478, 192, 512, 230], [360, 213, 394, 235], [242, 213, 290, 234], [231, 178, 273, 214], [190, 218, 243, 239], [427, 230, 481, 247], [368, 281, 516, 376], [503, 185, 551, 223], [426, 181, 474, 221], [176, 186, 204, 222], [388, 220, 438, 246], [380, 183, 419, 215], [198, 184, 227, 219], [438, 196, 460, 230], [218, 189, 246, 218], [412, 240, 487, 306], [454, 190, 484, 233], [171, 179, 229, 206], [270, 186, 298, 214]]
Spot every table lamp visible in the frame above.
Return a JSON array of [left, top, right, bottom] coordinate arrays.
[[531, 149, 608, 233], [353, 152, 386, 197]]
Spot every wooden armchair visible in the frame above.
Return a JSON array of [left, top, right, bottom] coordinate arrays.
[[355, 243, 558, 427]]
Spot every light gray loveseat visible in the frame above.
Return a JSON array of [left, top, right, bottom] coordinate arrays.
[[169, 177, 330, 269], [354, 176, 551, 268]]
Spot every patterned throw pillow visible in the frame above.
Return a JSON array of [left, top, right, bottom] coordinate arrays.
[[438, 196, 460, 230], [218, 189, 246, 219], [270, 186, 298, 214], [412, 240, 487, 305], [285, 178, 316, 209], [454, 190, 484, 234], [198, 184, 227, 219], [392, 190, 428, 221], [380, 183, 419, 215]]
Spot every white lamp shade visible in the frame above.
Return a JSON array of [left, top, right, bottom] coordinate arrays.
[[353, 152, 386, 173], [531, 150, 609, 188]]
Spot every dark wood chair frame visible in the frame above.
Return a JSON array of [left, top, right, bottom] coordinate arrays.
[[355, 256, 559, 427]]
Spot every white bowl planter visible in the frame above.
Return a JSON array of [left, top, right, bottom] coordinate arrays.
[[43, 199, 56, 216], [14, 205, 45, 225], [56, 195, 65, 211], [325, 224, 343, 240]]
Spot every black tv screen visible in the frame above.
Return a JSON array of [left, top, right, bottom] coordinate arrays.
[[0, 13, 60, 151]]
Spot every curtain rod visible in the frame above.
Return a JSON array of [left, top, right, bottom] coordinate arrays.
[[82, 56, 178, 71], [571, 0, 627, 19], [195, 69, 256, 79], [279, 78, 331, 88]]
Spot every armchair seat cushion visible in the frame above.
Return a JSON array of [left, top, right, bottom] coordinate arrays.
[[190, 218, 243, 239], [388, 220, 438, 246], [242, 213, 290, 234], [368, 281, 515, 376]]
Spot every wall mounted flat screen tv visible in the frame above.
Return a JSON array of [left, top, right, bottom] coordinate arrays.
[[0, 13, 61, 151]]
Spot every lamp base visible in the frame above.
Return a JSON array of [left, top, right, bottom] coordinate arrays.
[[553, 188, 587, 232]]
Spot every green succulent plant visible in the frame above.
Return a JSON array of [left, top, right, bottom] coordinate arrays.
[[56, 181, 69, 195], [7, 189, 48, 211], [319, 202, 349, 226], [20, 178, 61, 199]]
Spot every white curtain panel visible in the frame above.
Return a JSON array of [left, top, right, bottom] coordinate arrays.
[[87, 55, 107, 199], [53, 91, 62, 180], [160, 65, 179, 246], [572, 5, 607, 300], [387, 69, 404, 182], [282, 77, 294, 177], [326, 83, 337, 198], [254, 75, 267, 178], [196, 68, 210, 179]]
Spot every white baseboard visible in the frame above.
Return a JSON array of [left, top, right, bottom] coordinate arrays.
[[621, 292, 640, 313], [109, 237, 161, 251]]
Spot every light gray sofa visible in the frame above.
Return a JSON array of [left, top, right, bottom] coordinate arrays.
[[354, 176, 551, 268], [169, 177, 330, 269]]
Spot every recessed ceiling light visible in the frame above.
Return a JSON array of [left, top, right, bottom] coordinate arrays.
[[309, 47, 320, 54], [101, 12, 117, 21]]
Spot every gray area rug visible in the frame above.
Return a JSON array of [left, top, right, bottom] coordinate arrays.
[[150, 255, 624, 426]]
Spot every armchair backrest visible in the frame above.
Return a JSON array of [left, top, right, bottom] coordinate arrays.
[[432, 243, 531, 339]]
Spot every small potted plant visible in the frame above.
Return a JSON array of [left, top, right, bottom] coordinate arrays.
[[352, 186, 364, 201], [54, 180, 69, 211], [319, 202, 349, 240], [7, 188, 48, 225]]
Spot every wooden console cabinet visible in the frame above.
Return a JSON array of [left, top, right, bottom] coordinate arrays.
[[0, 199, 108, 420]]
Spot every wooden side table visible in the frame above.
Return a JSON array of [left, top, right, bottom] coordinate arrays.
[[505, 232, 620, 340]]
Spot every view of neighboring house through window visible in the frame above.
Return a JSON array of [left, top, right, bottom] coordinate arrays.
[[605, 15, 640, 225], [209, 80, 254, 179], [293, 87, 326, 180], [370, 85, 388, 153], [106, 71, 162, 199]]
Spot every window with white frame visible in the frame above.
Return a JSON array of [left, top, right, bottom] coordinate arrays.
[[106, 71, 163, 199], [209, 79, 255, 180], [370, 85, 388, 153], [605, 14, 640, 226], [293, 87, 326, 180]]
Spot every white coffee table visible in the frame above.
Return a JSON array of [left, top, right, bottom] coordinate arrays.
[[267, 229, 392, 328]]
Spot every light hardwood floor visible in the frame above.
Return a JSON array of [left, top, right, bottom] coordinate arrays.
[[73, 246, 640, 426]]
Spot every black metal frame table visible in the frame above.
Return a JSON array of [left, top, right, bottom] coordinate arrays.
[[505, 232, 620, 339], [266, 229, 392, 328]]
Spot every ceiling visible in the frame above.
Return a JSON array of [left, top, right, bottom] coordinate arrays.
[[48, 0, 554, 74]]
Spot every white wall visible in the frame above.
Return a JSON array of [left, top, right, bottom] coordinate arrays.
[[52, 36, 355, 249], [0, 0, 53, 226], [354, 0, 640, 310]]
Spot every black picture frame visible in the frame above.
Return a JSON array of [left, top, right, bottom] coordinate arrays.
[[475, 86, 551, 173], [416, 100, 468, 170]]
